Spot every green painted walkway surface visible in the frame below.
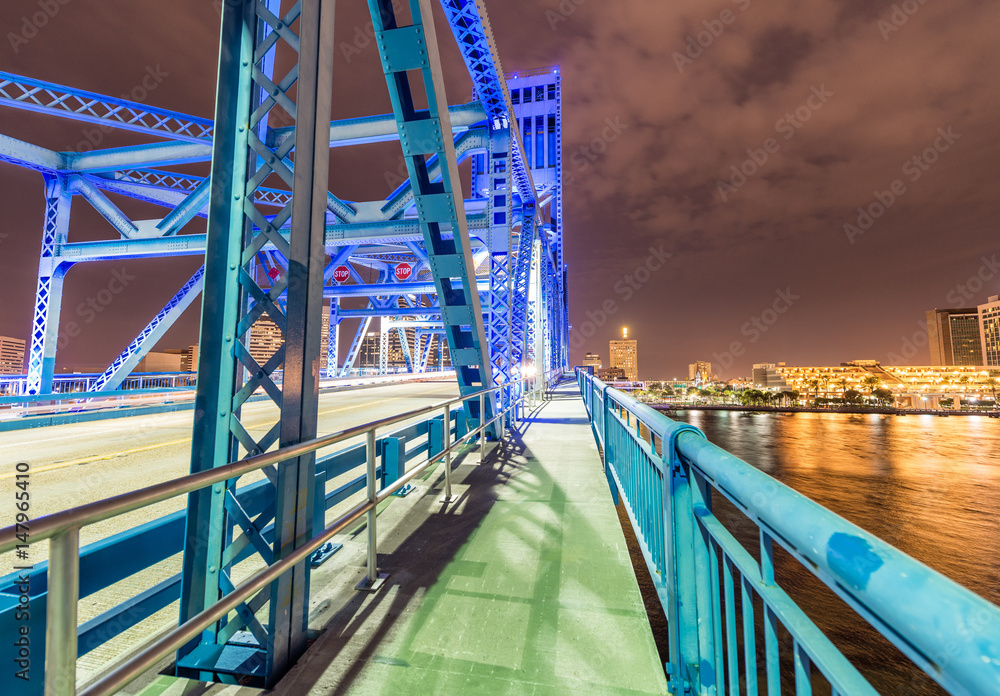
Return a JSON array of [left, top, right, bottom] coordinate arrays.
[[127, 381, 667, 696]]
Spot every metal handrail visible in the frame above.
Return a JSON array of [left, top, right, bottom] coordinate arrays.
[[2, 369, 558, 696], [577, 368, 1000, 696]]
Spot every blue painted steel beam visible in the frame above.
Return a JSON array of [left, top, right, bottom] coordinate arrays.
[[323, 279, 488, 297], [368, 0, 496, 429], [0, 71, 213, 143], [338, 316, 372, 376], [46, 212, 492, 264], [90, 267, 205, 392], [26, 174, 72, 394], [36, 103, 487, 174], [439, 0, 537, 205], [0, 133, 63, 171]]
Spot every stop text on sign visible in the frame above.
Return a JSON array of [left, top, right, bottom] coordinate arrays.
[[332, 266, 350, 283]]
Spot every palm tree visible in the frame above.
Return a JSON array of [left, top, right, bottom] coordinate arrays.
[[861, 374, 882, 397], [807, 379, 819, 405], [837, 378, 849, 402], [985, 376, 998, 406]]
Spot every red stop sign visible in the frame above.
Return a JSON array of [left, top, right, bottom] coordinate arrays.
[[332, 265, 350, 283], [394, 263, 412, 281]]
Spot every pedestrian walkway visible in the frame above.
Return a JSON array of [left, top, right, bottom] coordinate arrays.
[[130, 380, 667, 695]]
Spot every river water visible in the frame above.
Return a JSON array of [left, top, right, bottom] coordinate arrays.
[[667, 409, 1000, 695]]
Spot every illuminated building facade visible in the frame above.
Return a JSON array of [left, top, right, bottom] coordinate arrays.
[[689, 361, 712, 383], [771, 360, 999, 408], [249, 309, 330, 372], [609, 328, 638, 381], [0, 336, 26, 375], [927, 308, 984, 366], [980, 295, 1000, 367]]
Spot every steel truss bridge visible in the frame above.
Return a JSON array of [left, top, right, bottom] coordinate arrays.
[[1, 0, 566, 690], [0, 8, 566, 401]]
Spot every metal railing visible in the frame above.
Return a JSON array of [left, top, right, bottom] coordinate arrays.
[[0, 372, 198, 396], [0, 371, 555, 696], [577, 369, 1000, 696]]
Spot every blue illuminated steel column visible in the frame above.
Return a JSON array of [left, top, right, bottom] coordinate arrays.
[[368, 0, 496, 430], [177, 0, 336, 687], [26, 174, 73, 395]]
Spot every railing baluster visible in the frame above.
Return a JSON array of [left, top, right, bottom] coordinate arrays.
[[742, 576, 759, 696], [794, 642, 812, 696], [723, 556, 738, 696], [710, 539, 725, 695], [45, 526, 80, 696], [441, 403, 453, 502], [479, 392, 486, 463], [764, 605, 780, 696], [762, 530, 780, 696]]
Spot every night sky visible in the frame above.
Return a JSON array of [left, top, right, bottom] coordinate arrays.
[[1, 0, 998, 379]]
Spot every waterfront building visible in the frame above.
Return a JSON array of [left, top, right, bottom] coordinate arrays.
[[770, 360, 999, 408], [0, 336, 26, 375], [582, 352, 601, 369], [610, 328, 638, 380], [927, 308, 984, 366], [980, 295, 1000, 367], [752, 363, 790, 390], [688, 361, 712, 383]]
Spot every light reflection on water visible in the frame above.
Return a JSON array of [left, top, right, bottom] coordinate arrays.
[[669, 409, 1000, 694]]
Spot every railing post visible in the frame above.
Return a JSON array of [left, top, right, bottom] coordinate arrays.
[[479, 391, 486, 463], [440, 403, 455, 503], [665, 434, 704, 693], [357, 429, 384, 590], [45, 527, 79, 696]]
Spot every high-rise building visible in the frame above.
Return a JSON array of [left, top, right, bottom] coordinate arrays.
[[359, 332, 380, 368], [927, 308, 984, 366], [980, 295, 1000, 367], [688, 361, 712, 383], [356, 329, 450, 371], [609, 328, 637, 381], [248, 309, 330, 371], [582, 353, 601, 369], [0, 336, 26, 375]]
